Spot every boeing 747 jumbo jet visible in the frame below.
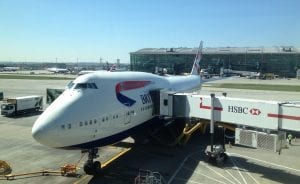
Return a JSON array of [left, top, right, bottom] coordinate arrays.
[[32, 41, 204, 175]]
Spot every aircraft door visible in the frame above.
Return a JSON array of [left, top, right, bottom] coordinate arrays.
[[53, 121, 60, 137], [124, 107, 132, 125]]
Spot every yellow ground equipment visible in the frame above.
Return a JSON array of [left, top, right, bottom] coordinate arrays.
[[60, 164, 79, 177], [0, 160, 12, 175]]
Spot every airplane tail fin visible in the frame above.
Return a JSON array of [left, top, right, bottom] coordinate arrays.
[[190, 41, 203, 75], [109, 64, 116, 72]]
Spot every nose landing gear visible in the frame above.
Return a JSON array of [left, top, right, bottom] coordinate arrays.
[[83, 148, 102, 175]]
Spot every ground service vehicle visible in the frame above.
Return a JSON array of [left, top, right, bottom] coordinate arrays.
[[1, 96, 43, 116]]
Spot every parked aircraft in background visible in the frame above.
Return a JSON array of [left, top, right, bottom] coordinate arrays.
[[0, 67, 20, 71], [78, 70, 107, 76], [78, 65, 128, 75], [47, 67, 69, 73], [32, 41, 204, 175]]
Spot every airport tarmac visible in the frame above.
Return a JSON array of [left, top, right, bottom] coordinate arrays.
[[201, 77, 300, 101], [0, 76, 300, 184]]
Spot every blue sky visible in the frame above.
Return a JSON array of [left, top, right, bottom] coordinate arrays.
[[0, 0, 299, 63]]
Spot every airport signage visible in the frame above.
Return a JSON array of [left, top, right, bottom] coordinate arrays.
[[227, 106, 261, 116], [228, 106, 248, 114]]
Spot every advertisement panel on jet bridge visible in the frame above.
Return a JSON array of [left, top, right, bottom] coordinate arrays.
[[186, 95, 280, 130]]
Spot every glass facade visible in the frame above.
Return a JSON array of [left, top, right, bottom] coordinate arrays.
[[130, 49, 300, 77]]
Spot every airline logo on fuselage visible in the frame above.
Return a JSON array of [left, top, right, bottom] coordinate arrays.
[[115, 81, 151, 107]]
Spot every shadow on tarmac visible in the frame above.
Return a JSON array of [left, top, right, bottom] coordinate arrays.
[[86, 132, 300, 184], [4, 110, 43, 119]]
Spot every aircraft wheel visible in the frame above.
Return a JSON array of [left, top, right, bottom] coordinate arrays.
[[93, 161, 102, 174], [84, 161, 94, 175], [216, 153, 227, 166]]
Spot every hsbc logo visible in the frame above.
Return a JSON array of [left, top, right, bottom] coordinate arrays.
[[228, 106, 261, 116], [250, 108, 261, 115], [228, 106, 248, 114]]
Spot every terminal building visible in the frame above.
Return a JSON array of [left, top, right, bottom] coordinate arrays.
[[130, 46, 300, 77]]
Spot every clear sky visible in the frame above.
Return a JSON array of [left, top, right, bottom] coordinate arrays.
[[0, 0, 299, 63]]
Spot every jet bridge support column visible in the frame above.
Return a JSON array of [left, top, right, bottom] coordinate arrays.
[[206, 93, 227, 165], [210, 93, 215, 152]]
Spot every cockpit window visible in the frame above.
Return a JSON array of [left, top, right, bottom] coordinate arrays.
[[75, 83, 87, 89], [87, 83, 98, 89], [74, 83, 98, 89], [66, 81, 75, 89]]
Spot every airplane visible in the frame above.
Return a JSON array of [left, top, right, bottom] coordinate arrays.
[[46, 67, 69, 74], [78, 65, 128, 75], [77, 70, 107, 76], [32, 41, 204, 175], [108, 64, 128, 72], [1, 67, 20, 72]]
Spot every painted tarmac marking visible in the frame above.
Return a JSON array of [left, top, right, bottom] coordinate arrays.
[[228, 152, 300, 173], [101, 147, 131, 168], [73, 175, 91, 184], [230, 157, 247, 184], [74, 147, 131, 184], [167, 151, 202, 184], [234, 158, 260, 184], [196, 159, 235, 184], [230, 155, 259, 184], [184, 166, 228, 184], [174, 177, 205, 184], [225, 169, 242, 184], [245, 171, 260, 184]]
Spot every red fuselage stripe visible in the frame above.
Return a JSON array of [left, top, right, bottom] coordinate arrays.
[[268, 113, 300, 120]]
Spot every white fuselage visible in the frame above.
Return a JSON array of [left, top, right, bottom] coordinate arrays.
[[32, 71, 201, 149]]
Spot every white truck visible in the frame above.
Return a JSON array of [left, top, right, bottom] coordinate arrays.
[[1, 96, 43, 116]]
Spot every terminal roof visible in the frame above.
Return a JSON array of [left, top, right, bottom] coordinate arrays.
[[131, 46, 300, 55]]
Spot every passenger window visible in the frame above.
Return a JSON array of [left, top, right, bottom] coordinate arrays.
[[102, 117, 105, 122], [61, 125, 65, 129], [89, 120, 92, 125], [106, 117, 108, 121], [80, 122, 83, 126], [94, 119, 97, 124], [85, 121, 88, 126], [68, 124, 71, 129]]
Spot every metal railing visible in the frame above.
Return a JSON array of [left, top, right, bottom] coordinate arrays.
[[134, 169, 166, 184]]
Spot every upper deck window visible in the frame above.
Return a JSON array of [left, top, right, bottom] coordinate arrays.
[[75, 83, 87, 89], [74, 83, 98, 89], [87, 83, 98, 89]]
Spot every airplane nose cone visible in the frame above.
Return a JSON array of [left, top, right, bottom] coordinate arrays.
[[32, 118, 61, 147], [32, 122, 48, 145], [32, 90, 82, 148], [31, 125, 39, 140], [32, 109, 60, 147]]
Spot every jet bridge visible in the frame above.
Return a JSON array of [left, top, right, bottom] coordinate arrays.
[[158, 92, 300, 152]]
